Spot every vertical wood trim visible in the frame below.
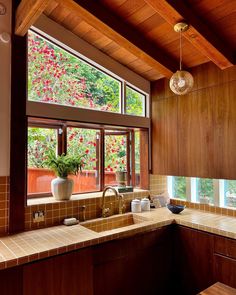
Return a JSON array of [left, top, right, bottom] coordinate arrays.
[[131, 131, 136, 187], [95, 131, 101, 190], [126, 132, 131, 186], [140, 130, 149, 189], [100, 129, 105, 191], [9, 0, 27, 233]]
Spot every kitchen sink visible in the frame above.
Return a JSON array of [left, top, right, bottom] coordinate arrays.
[[80, 213, 149, 233]]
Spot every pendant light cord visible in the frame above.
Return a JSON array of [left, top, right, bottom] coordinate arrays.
[[179, 29, 182, 71]]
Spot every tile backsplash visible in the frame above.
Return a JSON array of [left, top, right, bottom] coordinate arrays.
[[25, 190, 149, 230], [0, 174, 235, 236], [149, 174, 167, 195], [150, 174, 236, 218], [0, 176, 9, 236]]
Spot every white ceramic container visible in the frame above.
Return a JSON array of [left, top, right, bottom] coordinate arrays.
[[131, 199, 141, 213], [141, 198, 150, 211]]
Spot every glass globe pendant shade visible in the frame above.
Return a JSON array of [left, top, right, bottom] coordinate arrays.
[[169, 70, 194, 95]]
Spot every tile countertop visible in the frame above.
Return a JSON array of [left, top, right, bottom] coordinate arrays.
[[0, 208, 236, 270]]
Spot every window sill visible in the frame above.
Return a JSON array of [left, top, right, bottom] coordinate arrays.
[[27, 188, 149, 206]]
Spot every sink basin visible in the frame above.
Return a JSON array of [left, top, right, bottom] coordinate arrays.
[[80, 213, 148, 233]]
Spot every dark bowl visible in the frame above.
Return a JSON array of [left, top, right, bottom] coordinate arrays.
[[167, 204, 185, 214]]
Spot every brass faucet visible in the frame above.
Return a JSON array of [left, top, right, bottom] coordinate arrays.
[[101, 186, 125, 217]]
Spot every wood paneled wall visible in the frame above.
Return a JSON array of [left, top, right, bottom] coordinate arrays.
[[151, 62, 236, 179]]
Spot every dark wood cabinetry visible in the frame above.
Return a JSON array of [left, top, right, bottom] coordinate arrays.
[[213, 236, 236, 288], [173, 226, 215, 295], [93, 226, 173, 295], [1, 225, 236, 295], [0, 266, 23, 295], [174, 226, 236, 294], [23, 248, 93, 295]]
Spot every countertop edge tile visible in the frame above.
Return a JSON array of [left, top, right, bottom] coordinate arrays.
[[0, 208, 235, 270]]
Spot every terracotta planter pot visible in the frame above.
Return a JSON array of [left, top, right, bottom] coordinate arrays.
[[51, 177, 74, 200]]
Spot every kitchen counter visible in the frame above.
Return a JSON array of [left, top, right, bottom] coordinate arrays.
[[199, 282, 236, 295], [0, 207, 235, 270]]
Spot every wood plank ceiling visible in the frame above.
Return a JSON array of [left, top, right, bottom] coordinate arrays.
[[15, 0, 236, 81]]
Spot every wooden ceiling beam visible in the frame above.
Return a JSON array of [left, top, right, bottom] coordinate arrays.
[[144, 0, 234, 69], [15, 0, 50, 36], [55, 0, 179, 78]]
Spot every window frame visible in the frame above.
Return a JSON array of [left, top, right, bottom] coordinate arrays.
[[168, 176, 236, 209], [28, 28, 149, 118], [27, 118, 145, 198], [9, 13, 150, 233]]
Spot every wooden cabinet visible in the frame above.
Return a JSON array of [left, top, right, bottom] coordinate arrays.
[[93, 226, 173, 295], [23, 248, 93, 295], [0, 266, 23, 295], [213, 236, 236, 288], [1, 225, 236, 295], [174, 226, 236, 294], [151, 88, 179, 175], [177, 89, 214, 178], [173, 225, 215, 295], [151, 63, 236, 179]]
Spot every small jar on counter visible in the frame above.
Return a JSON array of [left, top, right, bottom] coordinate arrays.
[[141, 197, 151, 211], [131, 199, 141, 213]]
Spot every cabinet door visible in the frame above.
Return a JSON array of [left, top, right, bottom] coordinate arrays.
[[174, 226, 215, 295], [152, 94, 179, 175], [93, 226, 173, 295], [23, 248, 93, 295], [0, 266, 23, 295], [214, 235, 236, 288], [213, 254, 236, 288], [178, 89, 214, 178]]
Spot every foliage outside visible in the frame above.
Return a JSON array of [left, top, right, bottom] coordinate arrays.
[[28, 127, 135, 174], [27, 31, 143, 177]]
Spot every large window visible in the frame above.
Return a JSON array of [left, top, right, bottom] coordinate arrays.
[[27, 27, 150, 199], [27, 118, 147, 197], [28, 30, 147, 116]]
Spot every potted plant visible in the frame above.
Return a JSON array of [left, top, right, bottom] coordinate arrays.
[[44, 151, 85, 200], [115, 150, 127, 187]]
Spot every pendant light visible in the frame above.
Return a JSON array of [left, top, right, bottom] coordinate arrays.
[[169, 22, 194, 95]]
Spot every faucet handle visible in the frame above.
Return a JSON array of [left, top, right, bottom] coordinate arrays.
[[102, 207, 110, 218], [118, 194, 125, 214]]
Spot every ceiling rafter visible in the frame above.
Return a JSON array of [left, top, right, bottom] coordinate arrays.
[[15, 0, 50, 36], [144, 0, 234, 70], [54, 0, 179, 78]]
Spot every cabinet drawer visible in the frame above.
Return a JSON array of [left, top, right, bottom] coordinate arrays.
[[214, 236, 236, 259]]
